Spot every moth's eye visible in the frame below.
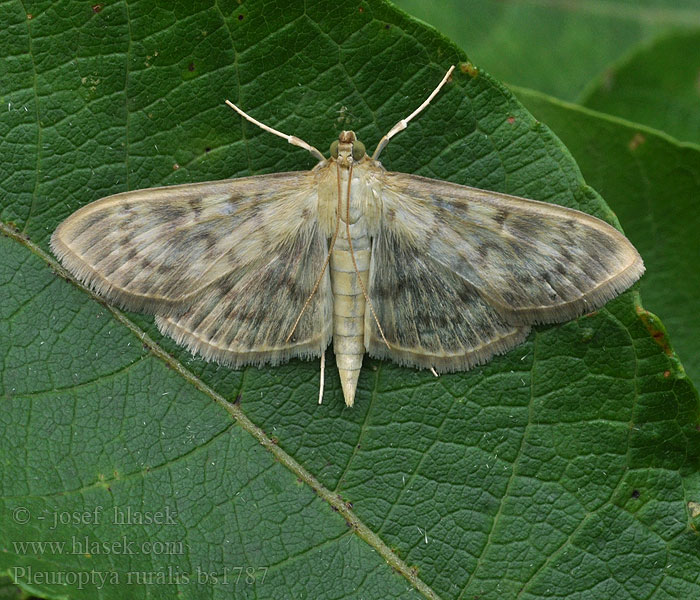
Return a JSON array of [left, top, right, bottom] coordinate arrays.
[[330, 140, 339, 158], [352, 140, 366, 161]]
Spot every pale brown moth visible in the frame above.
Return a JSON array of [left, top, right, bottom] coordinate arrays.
[[51, 65, 644, 407]]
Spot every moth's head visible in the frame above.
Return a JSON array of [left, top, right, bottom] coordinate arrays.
[[330, 130, 366, 165]]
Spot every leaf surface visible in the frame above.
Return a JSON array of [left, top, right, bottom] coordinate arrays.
[[1, 1, 698, 599], [392, 0, 700, 100], [515, 86, 700, 387], [581, 29, 700, 144]]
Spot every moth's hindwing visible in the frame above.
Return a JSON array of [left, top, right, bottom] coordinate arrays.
[[366, 223, 530, 371], [156, 225, 333, 368]]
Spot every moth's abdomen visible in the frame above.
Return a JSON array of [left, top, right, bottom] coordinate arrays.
[[331, 222, 370, 407]]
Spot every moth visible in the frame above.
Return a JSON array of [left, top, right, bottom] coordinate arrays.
[[51, 65, 644, 407]]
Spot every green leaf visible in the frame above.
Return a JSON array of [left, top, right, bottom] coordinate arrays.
[[580, 29, 700, 144], [514, 86, 700, 388], [0, 575, 25, 600], [1, 1, 699, 599], [392, 0, 700, 100]]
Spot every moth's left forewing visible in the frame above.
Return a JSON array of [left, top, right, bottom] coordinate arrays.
[[51, 173, 325, 314], [378, 171, 644, 326], [53, 168, 336, 369]]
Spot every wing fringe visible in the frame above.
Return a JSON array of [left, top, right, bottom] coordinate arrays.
[[155, 315, 332, 368], [367, 325, 531, 372]]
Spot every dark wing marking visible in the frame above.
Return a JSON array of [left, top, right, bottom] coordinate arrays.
[[365, 224, 530, 371]]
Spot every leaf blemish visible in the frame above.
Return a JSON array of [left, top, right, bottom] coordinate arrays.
[[460, 61, 479, 77], [628, 133, 646, 151]]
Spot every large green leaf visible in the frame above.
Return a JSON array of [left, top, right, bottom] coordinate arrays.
[[580, 29, 700, 144], [392, 0, 700, 101], [1, 1, 698, 599], [514, 86, 700, 387]]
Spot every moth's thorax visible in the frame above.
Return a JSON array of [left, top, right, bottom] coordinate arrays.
[[338, 162, 371, 226], [316, 142, 383, 235]]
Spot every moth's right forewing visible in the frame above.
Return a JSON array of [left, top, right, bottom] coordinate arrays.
[[380, 172, 644, 325], [51, 172, 319, 315]]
